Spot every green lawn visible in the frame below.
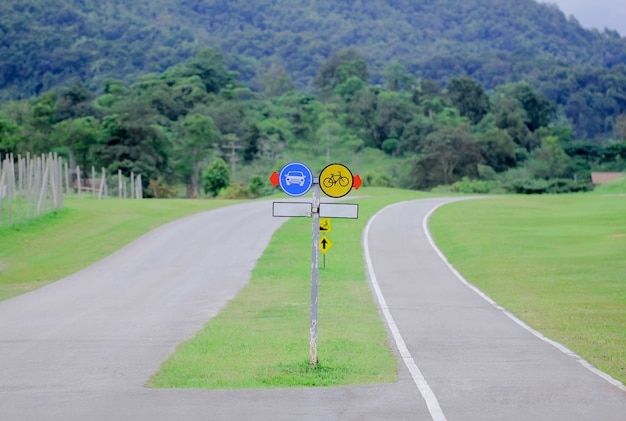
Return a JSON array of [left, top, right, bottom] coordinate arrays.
[[429, 194, 626, 385]]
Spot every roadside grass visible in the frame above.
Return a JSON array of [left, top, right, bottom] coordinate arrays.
[[0, 198, 243, 302], [149, 187, 433, 388], [429, 194, 626, 385]]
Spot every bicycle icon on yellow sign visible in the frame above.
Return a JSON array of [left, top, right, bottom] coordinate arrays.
[[319, 163, 354, 198], [322, 172, 350, 188]]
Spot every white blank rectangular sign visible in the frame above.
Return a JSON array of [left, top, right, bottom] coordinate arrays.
[[272, 202, 359, 218], [320, 203, 358, 219], [273, 202, 312, 217]]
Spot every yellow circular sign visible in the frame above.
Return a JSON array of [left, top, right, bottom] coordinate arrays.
[[319, 163, 353, 198]]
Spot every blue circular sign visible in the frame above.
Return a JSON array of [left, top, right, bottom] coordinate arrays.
[[279, 162, 313, 197]]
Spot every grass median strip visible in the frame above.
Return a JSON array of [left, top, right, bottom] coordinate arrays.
[[429, 194, 626, 385], [149, 187, 432, 388]]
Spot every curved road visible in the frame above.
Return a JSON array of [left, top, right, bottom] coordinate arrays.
[[0, 198, 624, 420]]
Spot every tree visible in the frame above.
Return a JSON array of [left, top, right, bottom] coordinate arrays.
[[315, 117, 344, 160], [176, 113, 220, 197], [260, 63, 295, 97], [52, 117, 101, 171], [96, 79, 128, 110], [56, 80, 96, 121], [0, 111, 20, 155], [526, 135, 571, 179], [446, 77, 490, 124], [381, 138, 399, 157], [255, 117, 294, 162], [242, 123, 261, 162], [171, 75, 212, 111], [344, 87, 378, 145], [247, 175, 265, 197], [436, 107, 468, 128], [614, 113, 626, 140], [203, 99, 250, 140], [510, 82, 555, 132], [203, 158, 230, 197], [371, 91, 417, 147], [385, 62, 415, 92], [602, 141, 626, 171], [96, 101, 169, 184], [479, 128, 517, 172], [313, 49, 368, 99], [493, 96, 538, 151], [28, 90, 58, 151], [333, 76, 367, 103], [412, 79, 442, 106], [410, 126, 482, 189], [165, 48, 236, 95], [398, 115, 436, 155], [131, 74, 184, 121]]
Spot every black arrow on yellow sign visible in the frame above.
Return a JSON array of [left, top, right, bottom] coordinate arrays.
[[320, 235, 333, 254]]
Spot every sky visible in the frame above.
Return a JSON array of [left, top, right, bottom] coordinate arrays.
[[546, 0, 626, 36]]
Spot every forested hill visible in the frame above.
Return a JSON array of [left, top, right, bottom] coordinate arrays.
[[196, 0, 625, 87], [1, 0, 625, 100]]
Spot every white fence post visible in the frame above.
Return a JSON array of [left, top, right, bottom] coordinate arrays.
[[136, 175, 143, 199], [91, 166, 95, 199], [36, 156, 49, 218], [26, 153, 32, 220], [7, 154, 14, 226], [118, 169, 122, 199], [77, 165, 81, 197], [98, 168, 105, 200], [0, 157, 5, 228], [130, 171, 135, 199]]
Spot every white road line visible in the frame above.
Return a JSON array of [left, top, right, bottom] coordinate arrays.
[[363, 202, 448, 421], [423, 201, 626, 394]]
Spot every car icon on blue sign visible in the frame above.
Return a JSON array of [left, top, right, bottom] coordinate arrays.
[[285, 171, 306, 186]]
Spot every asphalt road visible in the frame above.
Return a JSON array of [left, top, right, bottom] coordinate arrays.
[[0, 198, 624, 420]]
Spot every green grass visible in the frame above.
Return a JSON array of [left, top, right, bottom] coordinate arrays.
[[149, 187, 432, 388], [0, 197, 243, 302], [429, 194, 626, 384]]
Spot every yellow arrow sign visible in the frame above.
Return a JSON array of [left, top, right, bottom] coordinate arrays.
[[320, 218, 332, 233], [320, 235, 333, 254]]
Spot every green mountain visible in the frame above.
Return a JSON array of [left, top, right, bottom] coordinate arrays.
[[193, 0, 626, 87], [1, 0, 624, 97]]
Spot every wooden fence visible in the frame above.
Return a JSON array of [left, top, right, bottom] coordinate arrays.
[[0, 153, 143, 229]]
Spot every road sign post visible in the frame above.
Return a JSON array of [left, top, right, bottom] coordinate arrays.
[[309, 180, 320, 366], [270, 161, 361, 367]]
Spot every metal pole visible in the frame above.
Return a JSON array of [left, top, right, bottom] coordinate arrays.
[[310, 179, 321, 366]]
